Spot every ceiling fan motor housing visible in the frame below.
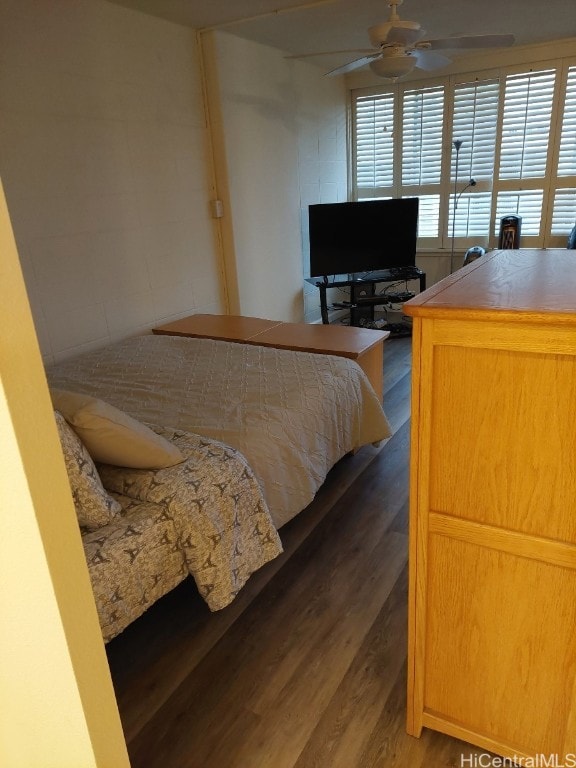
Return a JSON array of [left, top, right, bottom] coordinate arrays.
[[368, 20, 421, 47]]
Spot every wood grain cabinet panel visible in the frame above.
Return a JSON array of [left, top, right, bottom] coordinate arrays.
[[404, 250, 576, 763], [425, 536, 576, 754], [429, 344, 576, 542]]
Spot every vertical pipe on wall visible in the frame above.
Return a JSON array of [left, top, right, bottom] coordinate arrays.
[[195, 29, 241, 315]]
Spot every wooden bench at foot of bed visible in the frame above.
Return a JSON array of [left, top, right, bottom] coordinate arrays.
[[152, 314, 389, 402]]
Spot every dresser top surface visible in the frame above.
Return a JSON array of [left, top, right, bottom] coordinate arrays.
[[405, 249, 576, 320]]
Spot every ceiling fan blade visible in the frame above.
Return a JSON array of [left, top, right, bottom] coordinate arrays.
[[422, 33, 515, 50], [286, 48, 376, 60], [412, 49, 452, 71], [326, 53, 382, 77]]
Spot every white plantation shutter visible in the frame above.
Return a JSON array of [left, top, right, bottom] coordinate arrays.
[[452, 80, 499, 182], [551, 189, 576, 235], [402, 86, 444, 186], [415, 195, 440, 238], [495, 190, 544, 236], [550, 67, 576, 240], [355, 93, 395, 197], [557, 66, 576, 177], [494, 70, 556, 241], [499, 70, 556, 179], [450, 192, 493, 237]]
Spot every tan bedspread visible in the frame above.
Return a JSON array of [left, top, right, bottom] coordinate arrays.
[[48, 334, 391, 528]]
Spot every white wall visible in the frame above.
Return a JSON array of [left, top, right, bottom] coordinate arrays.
[[0, 0, 225, 364], [0, 178, 129, 768], [211, 31, 348, 323], [292, 63, 349, 323]]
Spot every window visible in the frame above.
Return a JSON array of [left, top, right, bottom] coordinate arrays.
[[450, 79, 499, 239], [499, 70, 555, 180], [352, 58, 576, 249], [552, 189, 576, 235], [558, 66, 576, 177], [451, 79, 499, 184], [355, 92, 395, 194], [402, 86, 445, 187], [554, 66, 576, 237]]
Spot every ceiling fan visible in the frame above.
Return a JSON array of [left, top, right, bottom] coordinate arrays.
[[290, 0, 515, 79]]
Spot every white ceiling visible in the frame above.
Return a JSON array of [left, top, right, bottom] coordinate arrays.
[[106, 0, 576, 74]]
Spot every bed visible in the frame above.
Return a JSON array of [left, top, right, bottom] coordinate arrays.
[[48, 333, 391, 640], [48, 334, 391, 528]]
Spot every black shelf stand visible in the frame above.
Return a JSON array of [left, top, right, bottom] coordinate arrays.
[[306, 267, 426, 326]]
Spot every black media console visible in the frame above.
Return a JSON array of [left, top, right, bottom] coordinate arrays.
[[305, 267, 426, 329]]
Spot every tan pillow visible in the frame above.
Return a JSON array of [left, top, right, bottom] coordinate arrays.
[[51, 389, 184, 469], [54, 411, 121, 531]]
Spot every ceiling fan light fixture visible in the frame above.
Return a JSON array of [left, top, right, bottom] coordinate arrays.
[[369, 54, 416, 79]]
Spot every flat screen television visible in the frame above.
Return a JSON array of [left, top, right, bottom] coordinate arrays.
[[308, 198, 419, 278]]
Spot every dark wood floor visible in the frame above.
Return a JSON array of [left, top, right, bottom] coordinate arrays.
[[106, 337, 487, 768]]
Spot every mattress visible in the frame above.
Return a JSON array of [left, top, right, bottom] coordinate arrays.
[[47, 334, 391, 528]]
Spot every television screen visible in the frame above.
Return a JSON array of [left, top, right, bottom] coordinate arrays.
[[309, 198, 419, 278]]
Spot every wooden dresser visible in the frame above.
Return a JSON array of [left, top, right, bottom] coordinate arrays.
[[403, 249, 576, 762]]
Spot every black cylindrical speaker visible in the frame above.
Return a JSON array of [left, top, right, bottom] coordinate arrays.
[[498, 215, 522, 249], [350, 282, 375, 325]]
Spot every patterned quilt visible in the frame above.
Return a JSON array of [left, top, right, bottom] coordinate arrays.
[[48, 334, 391, 528], [86, 428, 282, 642]]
